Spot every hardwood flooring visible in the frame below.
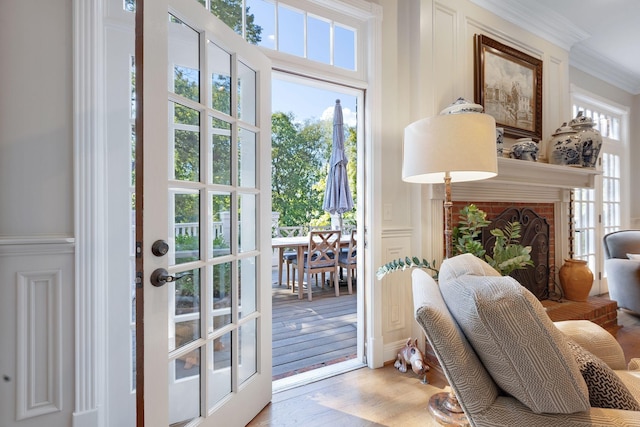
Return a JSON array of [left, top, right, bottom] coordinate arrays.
[[251, 305, 640, 427]]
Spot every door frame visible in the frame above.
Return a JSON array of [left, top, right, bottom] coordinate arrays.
[[73, 0, 384, 424]]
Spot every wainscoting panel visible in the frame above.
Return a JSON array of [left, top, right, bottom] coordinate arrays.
[[380, 229, 414, 360], [16, 270, 62, 420], [0, 238, 74, 427], [434, 3, 459, 107]]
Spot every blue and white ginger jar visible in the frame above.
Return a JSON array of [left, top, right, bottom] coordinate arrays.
[[570, 111, 602, 168], [547, 123, 581, 166]]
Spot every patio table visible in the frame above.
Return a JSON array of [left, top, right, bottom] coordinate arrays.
[[272, 234, 351, 300]]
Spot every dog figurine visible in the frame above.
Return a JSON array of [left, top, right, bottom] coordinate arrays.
[[394, 338, 428, 376]]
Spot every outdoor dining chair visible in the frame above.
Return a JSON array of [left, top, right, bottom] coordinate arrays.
[[292, 230, 342, 301], [277, 226, 306, 288], [338, 229, 356, 295]]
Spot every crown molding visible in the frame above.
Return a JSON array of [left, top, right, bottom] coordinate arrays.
[[470, 0, 640, 94], [469, 0, 589, 50], [570, 44, 640, 95]]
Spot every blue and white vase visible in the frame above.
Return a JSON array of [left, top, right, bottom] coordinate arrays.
[[510, 138, 539, 162], [569, 111, 602, 168], [547, 123, 582, 166], [496, 127, 504, 156]]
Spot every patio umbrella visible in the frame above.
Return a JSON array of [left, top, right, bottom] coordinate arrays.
[[323, 99, 354, 231]]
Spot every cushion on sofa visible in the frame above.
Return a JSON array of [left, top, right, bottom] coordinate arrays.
[[566, 339, 640, 410], [439, 254, 590, 414]]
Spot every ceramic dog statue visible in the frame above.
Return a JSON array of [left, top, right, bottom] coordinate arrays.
[[394, 338, 428, 376]]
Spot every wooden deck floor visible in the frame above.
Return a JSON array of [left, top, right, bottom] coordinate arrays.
[[271, 270, 357, 380]]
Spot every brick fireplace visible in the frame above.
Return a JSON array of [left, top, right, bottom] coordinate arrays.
[[422, 158, 601, 298]]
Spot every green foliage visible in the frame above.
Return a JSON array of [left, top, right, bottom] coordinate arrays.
[[454, 204, 533, 276], [210, 0, 263, 44], [485, 221, 534, 276], [271, 111, 357, 228], [376, 257, 439, 280], [453, 204, 490, 258]]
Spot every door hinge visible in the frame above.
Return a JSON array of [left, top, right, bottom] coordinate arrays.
[[136, 271, 143, 288], [136, 241, 142, 258]]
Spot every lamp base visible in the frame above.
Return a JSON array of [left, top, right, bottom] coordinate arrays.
[[428, 391, 469, 426]]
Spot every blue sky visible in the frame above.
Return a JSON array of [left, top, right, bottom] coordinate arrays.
[[272, 78, 358, 127], [246, 0, 358, 127]]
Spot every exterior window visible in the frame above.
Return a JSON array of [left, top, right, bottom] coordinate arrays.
[[572, 96, 628, 294], [125, 0, 359, 72]]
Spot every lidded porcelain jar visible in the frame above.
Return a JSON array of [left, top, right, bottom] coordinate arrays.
[[439, 97, 484, 115], [510, 138, 539, 162], [547, 122, 581, 166], [569, 111, 602, 168]]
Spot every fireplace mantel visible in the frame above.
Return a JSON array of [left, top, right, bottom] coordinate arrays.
[[445, 158, 602, 203], [490, 158, 602, 189]]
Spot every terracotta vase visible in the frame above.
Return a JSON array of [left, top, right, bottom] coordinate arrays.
[[559, 259, 593, 302]]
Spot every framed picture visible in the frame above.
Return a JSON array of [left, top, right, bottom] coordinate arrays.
[[474, 34, 542, 140]]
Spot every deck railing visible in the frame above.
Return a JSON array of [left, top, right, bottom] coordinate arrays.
[[174, 222, 224, 240]]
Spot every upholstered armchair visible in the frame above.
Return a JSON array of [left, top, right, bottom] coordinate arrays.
[[412, 254, 640, 427], [603, 230, 640, 314]]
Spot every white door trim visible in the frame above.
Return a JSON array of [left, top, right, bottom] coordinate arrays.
[[72, 0, 108, 425]]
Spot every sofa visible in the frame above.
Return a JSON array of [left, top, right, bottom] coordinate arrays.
[[603, 229, 640, 314], [412, 253, 640, 426]]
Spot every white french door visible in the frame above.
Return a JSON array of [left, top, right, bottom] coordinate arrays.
[[138, 0, 272, 425]]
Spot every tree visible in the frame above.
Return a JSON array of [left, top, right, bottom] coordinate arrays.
[[210, 0, 263, 44], [271, 111, 358, 229], [271, 112, 327, 227]]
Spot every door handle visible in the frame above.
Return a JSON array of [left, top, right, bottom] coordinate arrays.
[[150, 268, 193, 287]]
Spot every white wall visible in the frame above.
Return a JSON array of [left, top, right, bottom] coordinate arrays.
[[0, 1, 76, 427], [0, 1, 74, 236]]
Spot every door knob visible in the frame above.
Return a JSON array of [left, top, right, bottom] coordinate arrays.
[[150, 268, 193, 287]]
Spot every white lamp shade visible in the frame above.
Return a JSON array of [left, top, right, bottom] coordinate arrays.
[[402, 113, 498, 183]]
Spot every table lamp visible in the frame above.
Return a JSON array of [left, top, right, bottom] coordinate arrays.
[[402, 112, 497, 424]]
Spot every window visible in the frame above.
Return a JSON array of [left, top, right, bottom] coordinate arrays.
[[572, 92, 629, 294], [201, 0, 358, 71]]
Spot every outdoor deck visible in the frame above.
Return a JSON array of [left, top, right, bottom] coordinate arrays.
[[271, 269, 357, 380]]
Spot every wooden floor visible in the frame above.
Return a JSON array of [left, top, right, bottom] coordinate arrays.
[[252, 304, 640, 427], [271, 270, 357, 380]]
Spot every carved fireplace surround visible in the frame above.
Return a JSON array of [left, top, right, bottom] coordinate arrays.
[[425, 157, 602, 296]]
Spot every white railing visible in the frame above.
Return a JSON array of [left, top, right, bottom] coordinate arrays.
[[174, 222, 224, 240]]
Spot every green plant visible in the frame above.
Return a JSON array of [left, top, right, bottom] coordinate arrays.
[[376, 204, 533, 279], [452, 204, 490, 258], [485, 221, 533, 276], [375, 257, 439, 280]]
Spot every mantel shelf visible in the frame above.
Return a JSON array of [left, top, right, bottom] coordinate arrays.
[[489, 157, 602, 189]]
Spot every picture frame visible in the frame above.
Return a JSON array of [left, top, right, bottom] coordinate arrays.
[[474, 34, 542, 140]]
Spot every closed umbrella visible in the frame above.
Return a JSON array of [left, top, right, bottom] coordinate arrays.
[[323, 99, 354, 230]]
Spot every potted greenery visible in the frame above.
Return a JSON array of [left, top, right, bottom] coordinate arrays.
[[376, 204, 533, 279]]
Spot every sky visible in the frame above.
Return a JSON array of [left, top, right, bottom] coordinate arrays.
[[272, 78, 358, 127], [246, 0, 359, 127]]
